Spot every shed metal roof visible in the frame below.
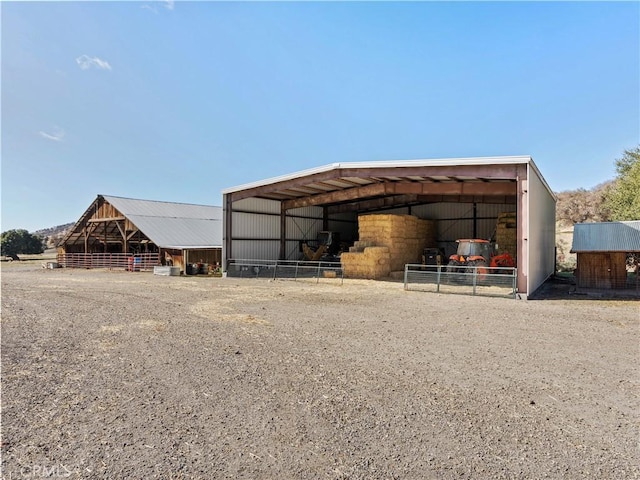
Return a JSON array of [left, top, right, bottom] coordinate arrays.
[[222, 156, 554, 210], [103, 195, 223, 249], [63, 195, 223, 249], [571, 221, 640, 253]]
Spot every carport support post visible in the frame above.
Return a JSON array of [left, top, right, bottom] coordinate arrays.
[[516, 164, 528, 296], [280, 203, 287, 260]]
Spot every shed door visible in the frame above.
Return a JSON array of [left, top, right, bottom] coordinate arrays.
[[577, 252, 627, 289]]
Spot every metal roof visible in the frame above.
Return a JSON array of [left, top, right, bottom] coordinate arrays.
[[102, 195, 220, 220], [103, 195, 223, 249], [62, 195, 222, 249], [222, 156, 554, 210], [571, 221, 640, 253], [222, 156, 533, 193]]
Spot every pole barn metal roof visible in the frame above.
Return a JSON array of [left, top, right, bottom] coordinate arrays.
[[222, 156, 554, 211], [571, 221, 640, 253], [62, 195, 223, 250]]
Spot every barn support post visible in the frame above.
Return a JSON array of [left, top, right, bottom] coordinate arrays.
[[473, 202, 478, 239], [115, 220, 127, 253], [224, 194, 233, 269], [280, 203, 287, 260], [516, 164, 528, 296]]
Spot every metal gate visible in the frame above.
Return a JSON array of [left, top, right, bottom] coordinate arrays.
[[404, 264, 518, 298]]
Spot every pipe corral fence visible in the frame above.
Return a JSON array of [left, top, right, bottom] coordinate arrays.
[[226, 259, 344, 284], [404, 264, 518, 298], [57, 253, 160, 271], [54, 254, 517, 298]]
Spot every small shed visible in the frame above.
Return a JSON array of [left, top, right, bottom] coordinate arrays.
[[571, 221, 640, 290], [60, 195, 223, 272]]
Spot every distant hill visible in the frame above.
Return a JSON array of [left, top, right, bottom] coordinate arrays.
[[33, 222, 75, 248]]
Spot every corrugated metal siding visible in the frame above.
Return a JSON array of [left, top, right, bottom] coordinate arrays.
[[527, 167, 557, 295], [231, 197, 281, 214], [232, 212, 280, 239], [412, 203, 474, 219], [231, 240, 280, 259], [412, 202, 515, 220], [285, 241, 303, 260], [572, 221, 640, 252], [288, 205, 324, 218], [287, 217, 323, 241]]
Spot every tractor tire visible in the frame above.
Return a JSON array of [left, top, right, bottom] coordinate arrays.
[[468, 259, 488, 281], [446, 260, 464, 284]]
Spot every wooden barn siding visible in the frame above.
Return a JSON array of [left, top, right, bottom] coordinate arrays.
[[576, 252, 627, 289]]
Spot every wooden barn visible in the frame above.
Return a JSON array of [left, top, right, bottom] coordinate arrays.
[[59, 195, 223, 273], [571, 221, 640, 291]]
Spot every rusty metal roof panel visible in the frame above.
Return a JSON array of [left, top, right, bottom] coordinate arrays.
[[571, 221, 640, 252]]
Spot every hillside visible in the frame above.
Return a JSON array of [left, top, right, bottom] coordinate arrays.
[[33, 222, 75, 248]]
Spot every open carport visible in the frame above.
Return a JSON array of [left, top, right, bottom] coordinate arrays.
[[222, 156, 556, 298]]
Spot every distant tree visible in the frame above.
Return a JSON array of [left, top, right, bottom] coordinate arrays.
[[603, 147, 640, 221], [1, 229, 45, 260], [556, 182, 611, 226]]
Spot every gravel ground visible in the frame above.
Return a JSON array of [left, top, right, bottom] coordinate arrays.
[[1, 264, 639, 479]]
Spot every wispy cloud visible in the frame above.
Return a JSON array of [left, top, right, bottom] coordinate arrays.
[[76, 54, 112, 71], [142, 0, 174, 14], [39, 127, 65, 142]]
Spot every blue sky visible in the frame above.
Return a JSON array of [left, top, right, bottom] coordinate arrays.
[[2, 1, 638, 232]]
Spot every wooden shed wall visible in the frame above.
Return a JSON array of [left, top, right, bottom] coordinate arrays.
[[575, 252, 627, 289]]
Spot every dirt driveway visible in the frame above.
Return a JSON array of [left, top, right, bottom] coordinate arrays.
[[1, 265, 639, 479]]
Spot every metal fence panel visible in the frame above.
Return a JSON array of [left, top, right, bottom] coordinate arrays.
[[404, 264, 517, 298], [227, 259, 343, 284]]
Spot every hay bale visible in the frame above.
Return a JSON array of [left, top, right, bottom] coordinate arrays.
[[354, 214, 436, 273]]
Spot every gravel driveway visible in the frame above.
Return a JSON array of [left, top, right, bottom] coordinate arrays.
[[1, 265, 638, 479]]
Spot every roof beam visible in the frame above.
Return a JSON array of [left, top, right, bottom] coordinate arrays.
[[283, 181, 516, 209], [283, 183, 388, 209], [87, 217, 126, 223], [327, 195, 419, 214]]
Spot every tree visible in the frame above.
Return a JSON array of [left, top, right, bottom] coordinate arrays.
[[1, 229, 45, 260], [555, 182, 611, 226], [603, 147, 640, 221]]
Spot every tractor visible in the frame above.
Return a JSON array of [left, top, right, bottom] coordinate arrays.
[[447, 239, 515, 278], [301, 231, 342, 262]]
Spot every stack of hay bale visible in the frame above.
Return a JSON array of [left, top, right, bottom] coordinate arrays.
[[495, 212, 517, 262], [341, 214, 437, 279]]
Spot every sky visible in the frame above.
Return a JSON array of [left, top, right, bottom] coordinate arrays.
[[2, 1, 639, 232]]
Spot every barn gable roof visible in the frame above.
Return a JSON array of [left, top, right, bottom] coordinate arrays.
[[62, 195, 223, 249], [571, 221, 640, 253]]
